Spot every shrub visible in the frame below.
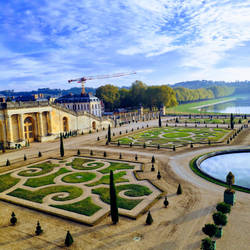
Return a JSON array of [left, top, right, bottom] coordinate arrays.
[[157, 171, 161, 180], [213, 212, 227, 226], [173, 145, 176, 151], [163, 197, 169, 208], [90, 150, 93, 156], [201, 237, 215, 250], [117, 140, 120, 146], [130, 143, 133, 147], [10, 212, 17, 225], [190, 143, 193, 148], [35, 221, 43, 235], [119, 153, 122, 159], [143, 143, 146, 148], [202, 224, 218, 238], [104, 151, 107, 157], [151, 155, 155, 164], [38, 151, 42, 157], [177, 184, 182, 195], [6, 159, 10, 166], [157, 144, 160, 150], [77, 149, 80, 156], [135, 154, 138, 161], [151, 164, 155, 172], [65, 231, 74, 247], [97, 136, 100, 141], [146, 211, 153, 225], [216, 202, 231, 214]]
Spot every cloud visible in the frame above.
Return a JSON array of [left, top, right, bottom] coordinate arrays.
[[1, 0, 250, 91]]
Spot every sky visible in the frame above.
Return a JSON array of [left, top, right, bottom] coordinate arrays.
[[1, 0, 250, 91]]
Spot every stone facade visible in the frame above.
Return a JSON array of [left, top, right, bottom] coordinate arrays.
[[0, 101, 113, 148]]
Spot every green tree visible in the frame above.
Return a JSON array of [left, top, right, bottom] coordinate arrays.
[[35, 221, 43, 235], [216, 202, 231, 214], [60, 134, 64, 157], [202, 224, 218, 238], [159, 114, 162, 127], [10, 212, 17, 225], [110, 170, 119, 224], [213, 212, 227, 226], [96, 84, 120, 111], [177, 184, 182, 195], [226, 172, 235, 189], [230, 113, 234, 129], [108, 125, 111, 143], [201, 237, 215, 250]]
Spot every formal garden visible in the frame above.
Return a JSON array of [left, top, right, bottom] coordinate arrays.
[[115, 127, 231, 147], [0, 157, 162, 225]]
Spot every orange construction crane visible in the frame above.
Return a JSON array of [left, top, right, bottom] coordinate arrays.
[[68, 72, 136, 95]]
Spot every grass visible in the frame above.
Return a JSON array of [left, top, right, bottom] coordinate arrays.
[[190, 155, 250, 193], [166, 97, 235, 114], [99, 162, 134, 174], [52, 197, 101, 216], [18, 162, 59, 177], [179, 118, 247, 124], [24, 168, 71, 188], [66, 158, 104, 170], [8, 185, 83, 203], [86, 171, 129, 187], [62, 172, 96, 183], [0, 173, 20, 192], [92, 184, 152, 210]]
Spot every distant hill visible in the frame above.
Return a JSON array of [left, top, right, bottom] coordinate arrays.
[[173, 80, 250, 94]]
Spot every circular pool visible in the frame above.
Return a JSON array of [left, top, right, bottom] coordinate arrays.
[[199, 152, 250, 189]]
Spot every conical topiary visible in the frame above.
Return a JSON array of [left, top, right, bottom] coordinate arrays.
[[119, 153, 122, 159], [157, 171, 161, 180], [151, 164, 155, 172], [135, 154, 138, 161], [35, 221, 43, 235], [104, 151, 107, 157], [90, 150, 93, 156], [110, 170, 119, 224], [177, 184, 182, 195], [38, 151, 42, 157], [163, 197, 169, 208], [24, 154, 27, 161], [146, 211, 153, 225], [65, 230, 74, 247], [151, 155, 155, 163], [60, 134, 64, 157], [6, 159, 10, 166], [10, 212, 17, 225], [77, 149, 80, 156]]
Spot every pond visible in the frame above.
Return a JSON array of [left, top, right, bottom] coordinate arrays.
[[200, 96, 250, 114], [199, 152, 250, 189]]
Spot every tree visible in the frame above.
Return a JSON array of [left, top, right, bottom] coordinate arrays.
[[110, 170, 119, 224], [38, 151, 42, 157], [213, 212, 227, 226], [177, 184, 182, 195], [104, 151, 107, 157], [10, 212, 17, 225], [216, 202, 231, 214], [35, 221, 43, 235], [151, 164, 155, 172], [226, 172, 235, 190], [146, 211, 153, 225], [201, 237, 215, 250], [230, 113, 234, 129], [90, 150, 93, 156], [202, 224, 218, 238], [135, 154, 138, 161], [108, 125, 111, 143], [119, 153, 122, 159], [65, 231, 74, 247], [164, 197, 169, 207], [6, 159, 10, 166], [77, 149, 80, 156], [96, 84, 120, 111], [157, 171, 161, 180], [158, 114, 162, 127], [24, 154, 27, 161], [60, 134, 64, 157], [151, 155, 155, 163]]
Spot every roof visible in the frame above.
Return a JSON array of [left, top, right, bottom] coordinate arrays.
[[55, 93, 100, 104]]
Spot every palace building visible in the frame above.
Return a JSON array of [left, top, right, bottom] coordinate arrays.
[[0, 101, 113, 149]]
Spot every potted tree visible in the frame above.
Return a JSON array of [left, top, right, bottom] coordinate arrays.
[[202, 224, 218, 249], [224, 172, 236, 205], [213, 212, 227, 238]]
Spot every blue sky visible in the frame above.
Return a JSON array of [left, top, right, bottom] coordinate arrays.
[[1, 0, 250, 91]]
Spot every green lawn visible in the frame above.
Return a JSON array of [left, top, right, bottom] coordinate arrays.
[[92, 184, 152, 210], [99, 162, 134, 174], [24, 168, 71, 187], [66, 158, 104, 170], [8, 185, 83, 203], [52, 197, 101, 216], [86, 171, 129, 187], [0, 173, 20, 192], [166, 97, 235, 114], [18, 162, 59, 177], [62, 172, 96, 183]]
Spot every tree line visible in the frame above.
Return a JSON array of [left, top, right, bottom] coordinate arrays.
[[96, 81, 235, 111]]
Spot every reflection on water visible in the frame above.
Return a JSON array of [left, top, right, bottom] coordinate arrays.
[[200, 96, 250, 114], [200, 153, 250, 188]]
